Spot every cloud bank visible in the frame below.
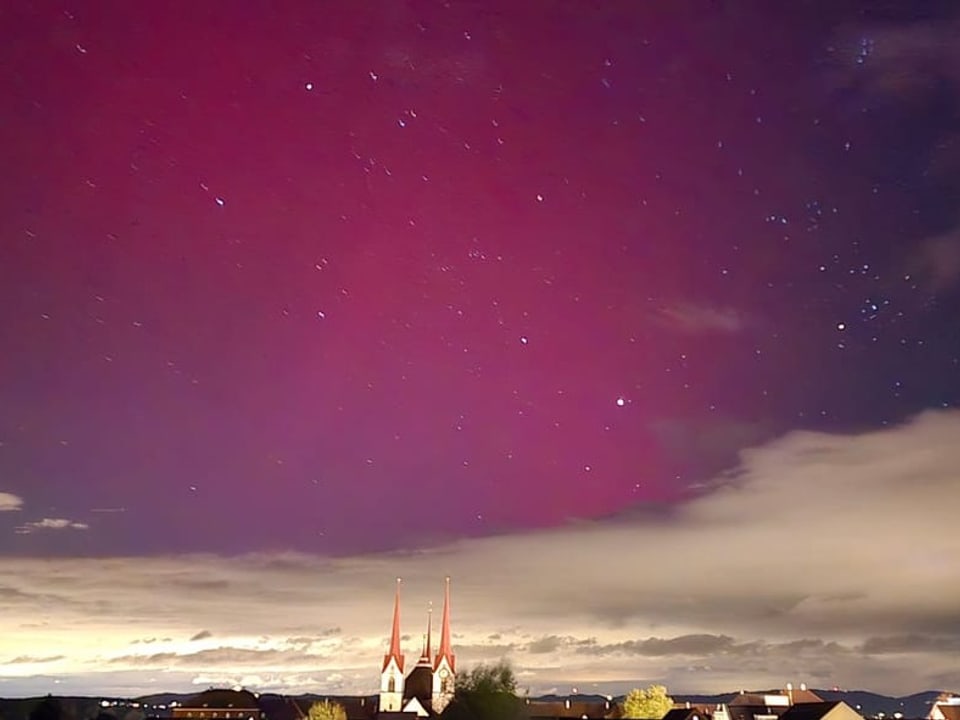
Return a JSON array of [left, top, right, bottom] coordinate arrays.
[[1, 411, 958, 697]]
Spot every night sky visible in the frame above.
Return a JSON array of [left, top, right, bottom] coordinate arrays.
[[2, 0, 959, 699]]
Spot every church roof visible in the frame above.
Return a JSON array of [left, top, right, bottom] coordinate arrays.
[[403, 664, 434, 706]]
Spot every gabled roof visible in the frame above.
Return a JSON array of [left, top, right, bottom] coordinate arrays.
[[779, 701, 844, 720], [401, 696, 431, 718], [939, 708, 960, 720], [730, 690, 823, 708], [728, 704, 791, 720], [790, 690, 825, 705], [664, 707, 712, 720], [526, 699, 615, 719]]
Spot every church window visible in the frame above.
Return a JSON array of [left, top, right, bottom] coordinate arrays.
[[388, 677, 396, 693]]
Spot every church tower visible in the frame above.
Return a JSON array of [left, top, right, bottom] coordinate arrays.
[[379, 578, 405, 712], [431, 577, 456, 713]]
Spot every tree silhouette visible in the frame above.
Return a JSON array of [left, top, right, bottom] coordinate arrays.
[[441, 661, 527, 720], [29, 697, 63, 720]]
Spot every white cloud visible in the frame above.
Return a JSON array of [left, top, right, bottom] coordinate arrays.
[[14, 517, 89, 534], [0, 492, 23, 512], [0, 411, 958, 696]]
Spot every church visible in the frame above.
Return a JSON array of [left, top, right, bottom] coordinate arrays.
[[379, 577, 456, 717]]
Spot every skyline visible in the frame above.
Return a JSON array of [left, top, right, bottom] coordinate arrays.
[[2, 0, 960, 699]]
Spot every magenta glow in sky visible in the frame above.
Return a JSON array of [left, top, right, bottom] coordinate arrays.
[[1, 0, 959, 698]]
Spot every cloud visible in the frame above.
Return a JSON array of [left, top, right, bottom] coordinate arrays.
[[0, 492, 23, 511], [826, 17, 960, 103], [284, 630, 341, 646], [860, 634, 960, 655], [579, 634, 739, 657], [3, 655, 64, 665], [910, 228, 960, 292], [189, 630, 212, 642], [827, 13, 960, 291], [107, 646, 333, 669], [14, 517, 89, 534], [657, 303, 745, 334], [0, 411, 958, 696], [526, 635, 566, 654]]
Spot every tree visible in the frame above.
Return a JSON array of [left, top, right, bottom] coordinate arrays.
[[441, 660, 527, 720], [29, 697, 63, 720], [622, 684, 674, 719], [307, 700, 346, 720]]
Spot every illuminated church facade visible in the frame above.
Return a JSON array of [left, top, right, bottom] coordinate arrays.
[[379, 577, 456, 717]]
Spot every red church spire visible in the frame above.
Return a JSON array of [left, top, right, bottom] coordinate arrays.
[[434, 576, 455, 672], [382, 577, 404, 672], [426, 601, 433, 659]]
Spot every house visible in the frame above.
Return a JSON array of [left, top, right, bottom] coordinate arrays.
[[777, 701, 864, 720], [929, 696, 960, 720], [524, 696, 620, 719], [728, 686, 824, 720], [664, 703, 731, 720], [170, 689, 263, 720]]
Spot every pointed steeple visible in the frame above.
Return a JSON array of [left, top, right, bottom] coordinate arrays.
[[382, 577, 404, 672], [416, 603, 433, 664], [426, 601, 433, 659], [434, 576, 455, 672]]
